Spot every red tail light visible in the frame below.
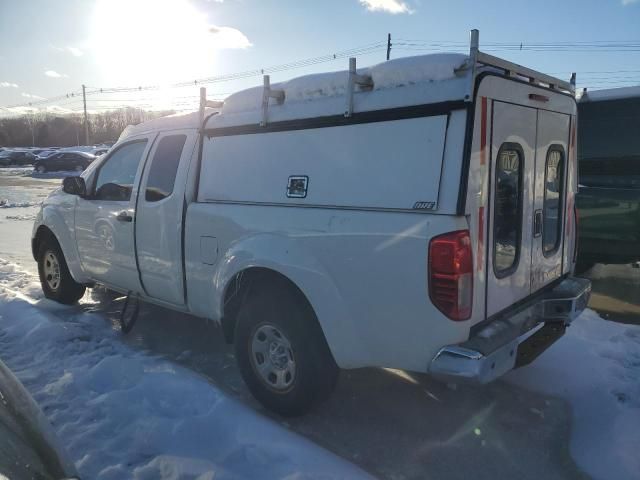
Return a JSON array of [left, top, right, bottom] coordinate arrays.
[[429, 230, 473, 321]]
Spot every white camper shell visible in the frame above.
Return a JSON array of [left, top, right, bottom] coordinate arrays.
[[33, 30, 591, 415]]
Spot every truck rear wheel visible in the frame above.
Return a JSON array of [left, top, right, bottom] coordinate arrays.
[[37, 240, 86, 304], [234, 281, 338, 416]]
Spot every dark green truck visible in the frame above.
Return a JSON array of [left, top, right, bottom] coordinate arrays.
[[576, 88, 640, 271]]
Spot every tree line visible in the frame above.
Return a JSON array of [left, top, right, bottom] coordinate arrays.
[[0, 108, 175, 147]]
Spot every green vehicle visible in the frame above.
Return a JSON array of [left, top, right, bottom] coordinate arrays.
[[576, 87, 640, 272]]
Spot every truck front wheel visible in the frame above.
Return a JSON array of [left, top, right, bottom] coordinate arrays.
[[234, 281, 338, 416], [37, 240, 86, 304]]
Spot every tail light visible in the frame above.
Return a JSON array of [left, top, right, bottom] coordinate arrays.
[[429, 230, 473, 321]]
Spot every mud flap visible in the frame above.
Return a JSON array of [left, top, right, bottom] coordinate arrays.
[[515, 323, 566, 368], [119, 292, 140, 334]]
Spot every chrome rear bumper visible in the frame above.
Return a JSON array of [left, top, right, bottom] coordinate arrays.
[[429, 276, 591, 384]]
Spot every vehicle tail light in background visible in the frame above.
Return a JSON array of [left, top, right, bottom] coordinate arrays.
[[429, 230, 473, 321]]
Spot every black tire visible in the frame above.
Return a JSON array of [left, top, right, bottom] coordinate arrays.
[[234, 280, 338, 416], [37, 239, 86, 304]]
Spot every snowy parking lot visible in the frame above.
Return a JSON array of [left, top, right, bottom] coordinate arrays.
[[1, 168, 639, 480]]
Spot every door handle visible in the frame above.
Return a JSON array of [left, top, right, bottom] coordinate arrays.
[[116, 211, 133, 222], [533, 209, 543, 237]]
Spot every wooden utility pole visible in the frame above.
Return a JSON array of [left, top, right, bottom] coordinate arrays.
[[386, 33, 392, 61], [82, 84, 89, 145]]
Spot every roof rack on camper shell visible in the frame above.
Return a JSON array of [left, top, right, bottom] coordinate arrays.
[[198, 29, 576, 129]]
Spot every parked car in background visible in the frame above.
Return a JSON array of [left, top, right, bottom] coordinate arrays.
[[0, 359, 78, 480], [0, 150, 37, 166], [32, 31, 590, 416], [33, 151, 96, 173], [575, 86, 640, 272], [35, 150, 59, 160], [92, 147, 109, 156]]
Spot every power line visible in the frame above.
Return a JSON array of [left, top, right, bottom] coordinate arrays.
[[3, 36, 640, 114]]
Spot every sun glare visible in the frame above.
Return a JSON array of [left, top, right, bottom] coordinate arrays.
[[91, 0, 222, 86]]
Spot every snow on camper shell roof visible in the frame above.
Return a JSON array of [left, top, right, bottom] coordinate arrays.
[[206, 53, 471, 129], [119, 53, 470, 139]]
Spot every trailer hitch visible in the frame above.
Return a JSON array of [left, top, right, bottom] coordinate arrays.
[[119, 292, 140, 334]]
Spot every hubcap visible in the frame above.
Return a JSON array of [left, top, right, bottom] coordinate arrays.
[[43, 251, 61, 291], [250, 324, 296, 392]]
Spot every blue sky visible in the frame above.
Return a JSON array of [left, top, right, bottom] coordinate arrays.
[[1, 0, 639, 114]]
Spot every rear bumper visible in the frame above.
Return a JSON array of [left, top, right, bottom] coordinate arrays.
[[428, 276, 591, 384]]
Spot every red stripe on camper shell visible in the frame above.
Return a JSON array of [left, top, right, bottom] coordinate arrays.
[[480, 97, 488, 165], [476, 97, 488, 272], [477, 206, 485, 271]]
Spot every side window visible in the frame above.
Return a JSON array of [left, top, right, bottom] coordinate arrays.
[[543, 147, 565, 255], [494, 144, 523, 277], [94, 141, 147, 201], [145, 134, 187, 202]]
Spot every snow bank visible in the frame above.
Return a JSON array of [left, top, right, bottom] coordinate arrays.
[[506, 309, 640, 480], [222, 53, 468, 114], [31, 170, 81, 179], [0, 166, 33, 177], [0, 261, 371, 480], [0, 199, 40, 208]]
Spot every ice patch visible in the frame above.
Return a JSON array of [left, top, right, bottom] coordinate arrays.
[[506, 309, 640, 480]]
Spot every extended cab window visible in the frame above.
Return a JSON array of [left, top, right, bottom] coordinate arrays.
[[543, 147, 565, 255], [494, 144, 523, 276], [94, 141, 147, 201], [145, 135, 187, 202]]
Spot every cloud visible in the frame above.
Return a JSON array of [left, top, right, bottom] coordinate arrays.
[[66, 46, 83, 57], [45, 70, 69, 78], [359, 0, 412, 14], [52, 45, 83, 56], [21, 92, 45, 100], [208, 25, 252, 49], [0, 82, 19, 88], [622, 0, 638, 4]]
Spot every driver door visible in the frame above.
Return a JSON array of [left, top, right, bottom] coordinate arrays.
[[74, 136, 154, 293]]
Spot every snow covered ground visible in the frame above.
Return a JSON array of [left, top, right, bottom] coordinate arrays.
[[0, 260, 372, 480], [0, 170, 639, 480], [506, 310, 640, 480]]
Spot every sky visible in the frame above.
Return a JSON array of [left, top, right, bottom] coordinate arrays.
[[0, 0, 639, 115]]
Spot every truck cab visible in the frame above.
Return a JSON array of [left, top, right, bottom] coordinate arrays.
[[32, 30, 590, 415]]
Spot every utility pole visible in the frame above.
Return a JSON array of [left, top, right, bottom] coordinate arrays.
[[386, 33, 392, 61], [82, 84, 89, 145]]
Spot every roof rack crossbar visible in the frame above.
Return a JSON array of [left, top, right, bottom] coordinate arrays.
[[261, 75, 285, 127], [199, 87, 224, 130], [344, 57, 374, 118], [465, 29, 575, 101]]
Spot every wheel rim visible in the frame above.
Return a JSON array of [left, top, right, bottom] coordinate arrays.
[[43, 251, 61, 291], [250, 324, 296, 392]]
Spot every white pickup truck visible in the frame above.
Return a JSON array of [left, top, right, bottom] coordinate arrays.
[[32, 31, 590, 415]]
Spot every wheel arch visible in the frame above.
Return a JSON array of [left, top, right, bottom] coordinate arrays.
[[32, 212, 90, 284], [210, 237, 370, 369]]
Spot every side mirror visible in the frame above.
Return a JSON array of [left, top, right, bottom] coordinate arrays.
[[62, 176, 86, 197]]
